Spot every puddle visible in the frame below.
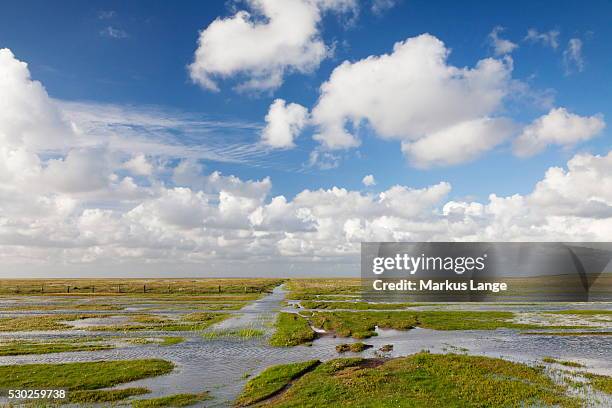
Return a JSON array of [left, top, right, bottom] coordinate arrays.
[[65, 316, 132, 328]]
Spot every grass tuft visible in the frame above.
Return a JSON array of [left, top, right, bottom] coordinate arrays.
[[336, 342, 371, 353], [250, 353, 582, 407], [0, 359, 174, 390], [0, 341, 113, 356], [131, 392, 210, 407], [202, 328, 264, 340], [235, 360, 320, 406], [68, 387, 150, 403], [269, 313, 316, 347], [542, 357, 585, 368]]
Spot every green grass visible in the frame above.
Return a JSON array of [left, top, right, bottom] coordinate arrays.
[[585, 373, 612, 394], [300, 301, 421, 310], [127, 337, 185, 346], [132, 392, 210, 407], [0, 278, 284, 296], [3, 303, 123, 311], [311, 311, 417, 338], [335, 342, 371, 353], [87, 312, 229, 332], [0, 314, 104, 331], [542, 357, 585, 368], [68, 387, 150, 403], [235, 360, 320, 406], [269, 313, 316, 347], [416, 311, 542, 330], [202, 328, 264, 339], [161, 336, 185, 346], [309, 311, 584, 339], [0, 359, 174, 390], [0, 341, 113, 356], [252, 353, 581, 407]]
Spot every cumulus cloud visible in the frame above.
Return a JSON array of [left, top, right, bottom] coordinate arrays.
[[3, 47, 612, 276], [513, 108, 605, 157], [488, 26, 518, 55], [261, 99, 309, 148], [524, 28, 560, 49], [362, 174, 376, 186], [310, 34, 514, 166], [563, 38, 585, 74], [0, 48, 74, 150], [402, 117, 515, 168], [123, 154, 154, 176], [189, 0, 357, 92]]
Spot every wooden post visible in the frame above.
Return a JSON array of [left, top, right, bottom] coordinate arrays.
[[92, 285, 95, 294], [67, 286, 70, 294], [41, 284, 44, 294], [218, 285, 221, 293], [143, 284, 146, 293]]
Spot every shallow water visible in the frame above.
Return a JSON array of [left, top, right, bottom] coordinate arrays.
[[0, 286, 611, 407]]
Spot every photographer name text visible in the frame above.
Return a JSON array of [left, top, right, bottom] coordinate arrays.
[[372, 279, 508, 293]]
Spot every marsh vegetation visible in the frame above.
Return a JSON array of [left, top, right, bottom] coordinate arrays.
[[0, 278, 609, 407]]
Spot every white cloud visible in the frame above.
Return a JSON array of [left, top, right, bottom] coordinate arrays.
[[563, 38, 585, 74], [402, 117, 515, 168], [98, 10, 116, 19], [261, 99, 309, 148], [123, 154, 153, 176], [371, 0, 397, 15], [3, 47, 612, 276], [362, 174, 376, 186], [310, 34, 514, 166], [0, 48, 74, 150], [43, 148, 114, 193], [524, 28, 560, 49], [307, 149, 341, 170], [189, 0, 357, 92], [488, 26, 518, 56], [100, 26, 128, 39], [58, 100, 269, 166], [513, 108, 605, 157]]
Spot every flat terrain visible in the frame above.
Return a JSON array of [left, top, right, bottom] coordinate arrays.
[[0, 278, 610, 407]]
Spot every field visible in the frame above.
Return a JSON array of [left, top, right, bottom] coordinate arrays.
[[0, 278, 610, 407]]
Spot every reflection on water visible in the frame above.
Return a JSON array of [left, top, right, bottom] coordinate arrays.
[[0, 286, 611, 407]]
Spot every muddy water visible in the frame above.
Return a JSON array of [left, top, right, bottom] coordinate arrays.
[[0, 286, 611, 407]]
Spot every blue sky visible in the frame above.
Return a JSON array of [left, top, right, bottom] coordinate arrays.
[[1, 0, 611, 276], [2, 0, 610, 198]]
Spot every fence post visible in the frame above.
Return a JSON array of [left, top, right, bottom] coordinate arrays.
[[66, 286, 70, 294], [92, 285, 95, 294]]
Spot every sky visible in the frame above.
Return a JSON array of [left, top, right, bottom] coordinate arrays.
[[0, 0, 611, 277]]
